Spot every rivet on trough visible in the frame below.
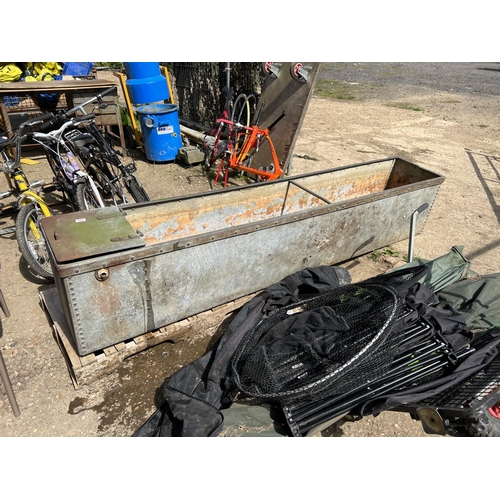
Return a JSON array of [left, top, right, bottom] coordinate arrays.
[[95, 268, 110, 281]]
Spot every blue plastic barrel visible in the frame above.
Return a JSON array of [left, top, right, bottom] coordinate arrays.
[[137, 103, 182, 162], [123, 62, 160, 80], [123, 62, 169, 105]]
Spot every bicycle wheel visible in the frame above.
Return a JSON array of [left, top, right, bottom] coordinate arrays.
[[85, 157, 128, 205], [247, 92, 258, 125], [15, 203, 53, 280], [75, 180, 104, 211], [231, 94, 251, 126], [124, 175, 150, 203]]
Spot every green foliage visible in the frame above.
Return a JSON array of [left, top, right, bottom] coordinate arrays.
[[314, 79, 358, 100], [93, 62, 124, 70], [369, 246, 400, 261], [384, 102, 422, 112]]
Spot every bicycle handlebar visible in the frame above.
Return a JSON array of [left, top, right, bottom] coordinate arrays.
[[25, 113, 55, 128], [39, 112, 95, 133], [2, 110, 97, 169], [36, 86, 115, 134], [74, 113, 96, 122], [0, 112, 58, 167], [64, 87, 116, 117]]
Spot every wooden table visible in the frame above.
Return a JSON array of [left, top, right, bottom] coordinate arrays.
[[0, 79, 126, 149]]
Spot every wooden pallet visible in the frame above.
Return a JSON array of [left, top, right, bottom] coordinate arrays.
[[39, 286, 256, 389]]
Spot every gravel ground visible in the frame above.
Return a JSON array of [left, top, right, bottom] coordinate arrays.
[[320, 62, 500, 97], [2, 59, 499, 500], [1, 63, 499, 445]]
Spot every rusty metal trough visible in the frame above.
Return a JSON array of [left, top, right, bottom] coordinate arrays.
[[41, 157, 444, 356]]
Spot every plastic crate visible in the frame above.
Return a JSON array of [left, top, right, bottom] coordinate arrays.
[[4, 96, 20, 107], [62, 62, 93, 76]]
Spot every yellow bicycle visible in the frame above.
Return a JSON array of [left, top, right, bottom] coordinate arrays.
[[0, 114, 54, 280]]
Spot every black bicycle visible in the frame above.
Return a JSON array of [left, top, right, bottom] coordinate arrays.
[[40, 88, 150, 205], [31, 113, 107, 212]]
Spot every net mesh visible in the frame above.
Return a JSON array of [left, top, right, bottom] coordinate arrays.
[[231, 279, 409, 405]]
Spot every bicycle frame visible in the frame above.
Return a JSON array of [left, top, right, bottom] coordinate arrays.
[[57, 88, 150, 204], [213, 117, 283, 186], [2, 169, 51, 244], [1, 147, 51, 218], [32, 120, 106, 210], [1, 135, 54, 278]]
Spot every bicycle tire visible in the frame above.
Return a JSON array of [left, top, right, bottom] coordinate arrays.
[[15, 203, 53, 280], [85, 157, 129, 205], [124, 175, 150, 203], [75, 181, 104, 211], [231, 93, 250, 126], [247, 92, 258, 125]]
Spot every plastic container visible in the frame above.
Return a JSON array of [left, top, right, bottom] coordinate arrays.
[[123, 62, 169, 105], [62, 62, 93, 76], [123, 62, 161, 80], [4, 96, 20, 107], [126, 75, 169, 105], [136, 103, 182, 162]]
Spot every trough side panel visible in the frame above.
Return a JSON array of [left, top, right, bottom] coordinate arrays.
[[60, 184, 440, 355]]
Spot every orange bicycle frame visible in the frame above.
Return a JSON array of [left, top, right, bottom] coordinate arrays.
[[214, 118, 283, 184]]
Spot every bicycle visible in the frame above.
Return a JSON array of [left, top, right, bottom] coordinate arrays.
[[30, 113, 107, 212], [204, 100, 285, 187], [0, 114, 55, 279], [41, 88, 150, 205], [203, 92, 258, 172]]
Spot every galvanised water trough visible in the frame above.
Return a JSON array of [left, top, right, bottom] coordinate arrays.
[[41, 157, 444, 356]]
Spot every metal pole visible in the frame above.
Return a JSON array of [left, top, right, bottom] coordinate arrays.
[[0, 278, 20, 417], [0, 351, 20, 417], [226, 62, 231, 90], [225, 63, 231, 116], [408, 203, 429, 263]]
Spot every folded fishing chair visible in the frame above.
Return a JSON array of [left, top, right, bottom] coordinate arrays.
[[229, 265, 441, 436]]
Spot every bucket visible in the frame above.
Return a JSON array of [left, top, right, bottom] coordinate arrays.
[[123, 62, 169, 105], [137, 103, 182, 162]]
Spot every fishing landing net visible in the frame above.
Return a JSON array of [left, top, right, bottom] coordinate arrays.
[[230, 268, 427, 407]]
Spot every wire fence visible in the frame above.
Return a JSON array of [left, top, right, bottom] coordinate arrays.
[[170, 63, 263, 126]]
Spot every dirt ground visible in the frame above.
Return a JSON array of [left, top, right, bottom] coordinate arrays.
[[1, 67, 499, 438]]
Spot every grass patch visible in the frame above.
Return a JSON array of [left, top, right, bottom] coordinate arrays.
[[401, 253, 422, 263], [369, 246, 400, 261], [478, 124, 489, 128], [314, 79, 359, 100], [370, 246, 422, 263], [385, 102, 423, 112]]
